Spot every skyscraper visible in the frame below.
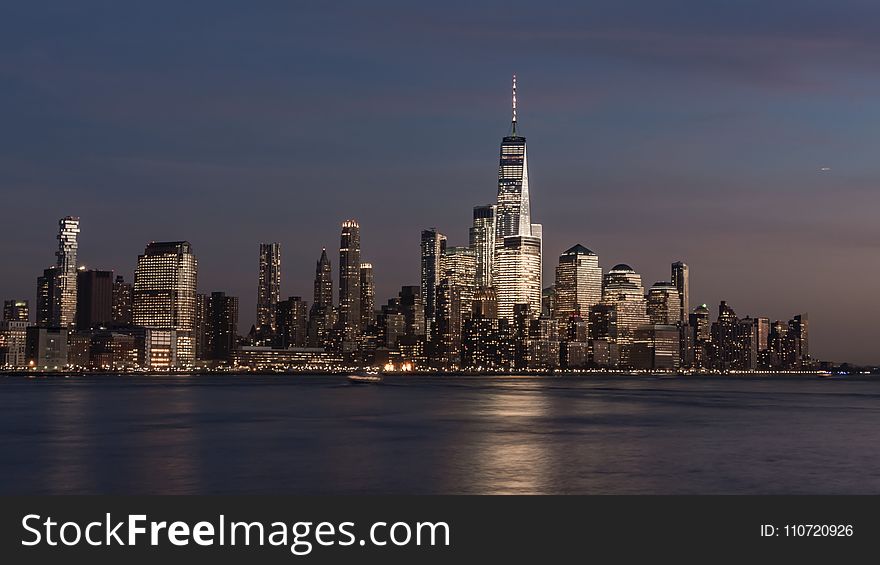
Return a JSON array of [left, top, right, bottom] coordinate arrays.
[[441, 245, 477, 323], [197, 291, 239, 362], [469, 205, 496, 288], [338, 220, 361, 347], [55, 216, 80, 328], [602, 264, 649, 367], [75, 269, 113, 329], [646, 282, 682, 326], [553, 244, 602, 324], [359, 262, 375, 331], [671, 261, 689, 325], [420, 228, 447, 339], [495, 75, 531, 240], [111, 275, 133, 324], [495, 235, 542, 322], [277, 296, 308, 348], [308, 248, 334, 348], [312, 248, 333, 309], [36, 267, 60, 327], [257, 243, 282, 333], [132, 241, 198, 367], [492, 76, 542, 321]]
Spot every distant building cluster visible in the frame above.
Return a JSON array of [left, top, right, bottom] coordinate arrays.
[[0, 79, 816, 373]]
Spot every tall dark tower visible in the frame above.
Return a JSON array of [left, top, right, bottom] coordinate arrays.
[[338, 220, 361, 347], [308, 248, 334, 349], [313, 248, 333, 309]]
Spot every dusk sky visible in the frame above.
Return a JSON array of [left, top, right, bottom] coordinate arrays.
[[2, 1, 879, 364]]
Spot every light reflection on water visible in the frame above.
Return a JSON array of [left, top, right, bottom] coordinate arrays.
[[2, 374, 880, 495]]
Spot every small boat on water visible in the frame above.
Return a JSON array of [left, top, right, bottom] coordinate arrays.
[[348, 372, 383, 385]]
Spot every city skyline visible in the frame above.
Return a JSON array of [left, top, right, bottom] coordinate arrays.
[[2, 2, 880, 364]]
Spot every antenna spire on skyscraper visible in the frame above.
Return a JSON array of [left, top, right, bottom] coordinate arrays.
[[512, 74, 517, 134]]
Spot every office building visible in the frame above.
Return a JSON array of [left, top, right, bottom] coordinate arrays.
[[420, 228, 446, 339], [554, 244, 602, 323], [132, 241, 198, 367], [338, 220, 361, 348], [257, 242, 282, 333], [76, 269, 113, 329]]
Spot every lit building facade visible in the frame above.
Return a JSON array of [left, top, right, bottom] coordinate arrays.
[[469, 205, 496, 288], [338, 220, 362, 348], [495, 235, 542, 322], [132, 241, 198, 367], [55, 216, 80, 328], [257, 242, 281, 333], [646, 282, 682, 326], [493, 76, 542, 322], [554, 244, 602, 324], [671, 261, 689, 325]]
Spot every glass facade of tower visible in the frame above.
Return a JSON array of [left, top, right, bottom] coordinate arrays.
[[420, 228, 447, 339], [441, 246, 476, 320], [671, 261, 689, 325], [492, 78, 542, 322], [469, 205, 495, 288], [496, 135, 531, 239], [338, 220, 361, 346], [494, 235, 542, 322], [55, 216, 80, 328], [602, 264, 649, 367], [646, 282, 682, 326], [554, 244, 602, 323], [257, 242, 281, 332], [132, 241, 198, 367]]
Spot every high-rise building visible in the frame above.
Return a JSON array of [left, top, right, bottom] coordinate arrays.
[[3, 300, 29, 322], [495, 75, 531, 240], [441, 246, 476, 323], [602, 264, 649, 368], [55, 216, 80, 328], [671, 262, 689, 325], [277, 296, 308, 348], [75, 269, 113, 330], [492, 76, 542, 322], [112, 275, 133, 324], [197, 291, 238, 362], [469, 205, 496, 288], [308, 248, 334, 349], [420, 228, 447, 339], [338, 220, 361, 347], [257, 243, 282, 333], [646, 282, 682, 326], [495, 235, 542, 322], [398, 286, 425, 338], [132, 241, 198, 367], [313, 248, 333, 310], [689, 304, 711, 370], [36, 267, 57, 326], [359, 263, 375, 331], [554, 244, 602, 324], [434, 277, 462, 368], [710, 301, 757, 371]]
